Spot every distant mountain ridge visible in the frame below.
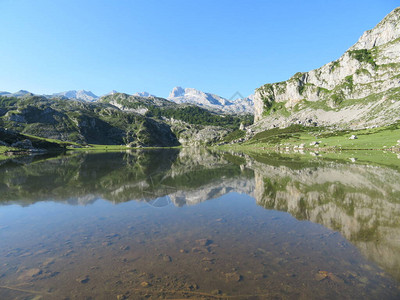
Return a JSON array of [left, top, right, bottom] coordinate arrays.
[[0, 87, 254, 114], [168, 86, 254, 114], [0, 90, 33, 98], [134, 91, 156, 98], [51, 90, 99, 102]]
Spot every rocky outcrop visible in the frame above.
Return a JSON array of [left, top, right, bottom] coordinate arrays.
[[169, 119, 230, 146], [254, 7, 400, 129]]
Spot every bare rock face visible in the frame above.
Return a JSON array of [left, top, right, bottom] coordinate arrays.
[[168, 86, 254, 115], [169, 119, 230, 147], [350, 8, 400, 51], [253, 7, 400, 129]]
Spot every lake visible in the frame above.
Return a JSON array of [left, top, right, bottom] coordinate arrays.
[[0, 149, 399, 299]]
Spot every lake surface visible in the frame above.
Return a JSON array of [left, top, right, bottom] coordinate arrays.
[[0, 149, 400, 299]]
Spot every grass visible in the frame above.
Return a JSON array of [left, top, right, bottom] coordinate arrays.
[[23, 133, 82, 148], [348, 49, 377, 68], [238, 123, 400, 151], [221, 129, 245, 143]]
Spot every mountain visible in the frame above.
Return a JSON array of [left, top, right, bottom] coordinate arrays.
[[0, 89, 99, 101], [133, 91, 155, 98], [168, 86, 254, 114], [0, 87, 254, 115], [0, 90, 33, 98], [168, 86, 231, 106], [99, 92, 251, 145], [51, 90, 99, 102], [0, 91, 252, 147], [231, 94, 254, 114], [253, 7, 400, 130], [0, 95, 179, 147], [104, 90, 119, 96]]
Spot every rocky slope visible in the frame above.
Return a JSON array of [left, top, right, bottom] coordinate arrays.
[[254, 7, 400, 130], [168, 86, 254, 115], [100, 92, 250, 146], [0, 95, 179, 147]]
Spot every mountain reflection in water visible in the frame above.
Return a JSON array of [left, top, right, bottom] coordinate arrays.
[[0, 149, 400, 299], [0, 149, 254, 207]]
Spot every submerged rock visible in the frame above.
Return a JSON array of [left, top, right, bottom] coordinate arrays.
[[76, 275, 90, 284]]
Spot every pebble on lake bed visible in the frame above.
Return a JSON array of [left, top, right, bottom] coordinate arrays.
[[163, 255, 172, 262], [140, 281, 150, 287], [76, 275, 90, 284], [315, 271, 343, 283]]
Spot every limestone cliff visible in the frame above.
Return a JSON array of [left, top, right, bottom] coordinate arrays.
[[254, 7, 400, 129]]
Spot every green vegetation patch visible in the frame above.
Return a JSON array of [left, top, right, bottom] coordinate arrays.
[[263, 101, 290, 117], [331, 60, 340, 71], [147, 105, 253, 130], [348, 49, 377, 68], [0, 145, 18, 160], [247, 125, 320, 145], [222, 129, 246, 143], [236, 121, 400, 153]]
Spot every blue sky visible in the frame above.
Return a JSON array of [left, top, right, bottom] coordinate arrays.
[[0, 0, 398, 99]]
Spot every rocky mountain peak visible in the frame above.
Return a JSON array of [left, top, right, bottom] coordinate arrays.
[[350, 7, 400, 51], [52, 90, 99, 102], [134, 91, 155, 98], [167, 86, 254, 114], [168, 86, 185, 98], [253, 6, 400, 129]]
